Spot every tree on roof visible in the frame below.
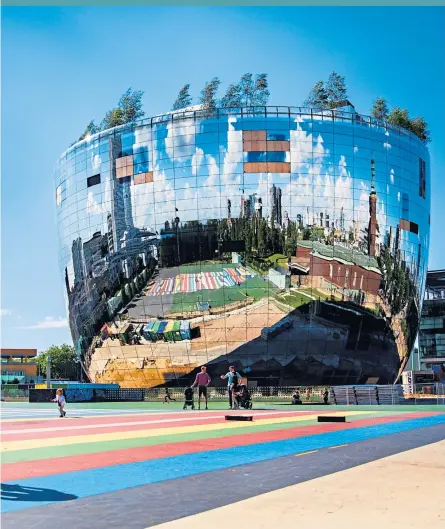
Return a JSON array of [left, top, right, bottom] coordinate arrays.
[[220, 73, 270, 107], [303, 72, 347, 109], [325, 71, 348, 106], [371, 97, 389, 121], [99, 87, 144, 131], [172, 84, 193, 111], [78, 120, 100, 141], [303, 80, 329, 109], [387, 106, 430, 143], [198, 77, 221, 110]]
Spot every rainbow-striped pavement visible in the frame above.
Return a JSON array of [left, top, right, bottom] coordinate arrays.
[[1, 403, 445, 528]]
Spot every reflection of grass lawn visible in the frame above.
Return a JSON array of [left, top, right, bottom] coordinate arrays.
[[242, 276, 279, 299], [276, 290, 314, 308], [266, 253, 288, 267], [170, 288, 245, 313], [169, 276, 278, 313]]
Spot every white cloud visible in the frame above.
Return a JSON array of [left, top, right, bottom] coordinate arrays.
[[18, 317, 68, 330], [0, 309, 12, 317]]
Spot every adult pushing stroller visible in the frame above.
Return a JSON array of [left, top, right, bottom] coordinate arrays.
[[183, 387, 195, 410], [235, 384, 252, 409]]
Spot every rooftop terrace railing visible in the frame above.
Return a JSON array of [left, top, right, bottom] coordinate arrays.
[[58, 105, 426, 161]]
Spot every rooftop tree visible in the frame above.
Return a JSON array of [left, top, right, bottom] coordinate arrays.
[[118, 87, 144, 122], [172, 84, 193, 111], [78, 120, 100, 141], [303, 72, 347, 109], [371, 97, 389, 121], [99, 87, 144, 131], [325, 71, 348, 105], [220, 73, 270, 107], [387, 106, 430, 142], [198, 77, 221, 110], [303, 80, 329, 109], [371, 100, 430, 142]]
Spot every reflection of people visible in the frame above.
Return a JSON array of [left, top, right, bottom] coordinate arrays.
[[192, 366, 211, 410], [323, 388, 329, 404], [163, 388, 176, 403], [221, 366, 241, 410], [291, 389, 302, 405], [51, 389, 66, 417]]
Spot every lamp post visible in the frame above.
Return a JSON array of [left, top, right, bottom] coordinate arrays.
[[46, 356, 52, 389]]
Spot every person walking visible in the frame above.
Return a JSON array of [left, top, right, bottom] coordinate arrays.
[[51, 388, 66, 418], [220, 366, 241, 409], [191, 366, 211, 410]]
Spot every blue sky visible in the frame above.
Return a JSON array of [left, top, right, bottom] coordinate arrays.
[[2, 6, 444, 352]]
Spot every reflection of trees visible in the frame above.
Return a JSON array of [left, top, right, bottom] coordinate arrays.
[[377, 241, 419, 359], [377, 244, 413, 316]]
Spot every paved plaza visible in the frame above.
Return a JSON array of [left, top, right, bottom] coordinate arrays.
[[1, 403, 445, 528]]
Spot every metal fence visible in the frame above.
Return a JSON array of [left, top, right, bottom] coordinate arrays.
[[17, 383, 445, 404], [1, 387, 30, 401]]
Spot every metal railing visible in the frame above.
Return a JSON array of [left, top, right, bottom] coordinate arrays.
[[58, 105, 426, 161], [17, 383, 445, 404]]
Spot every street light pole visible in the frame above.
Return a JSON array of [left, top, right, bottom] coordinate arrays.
[[46, 356, 52, 389]]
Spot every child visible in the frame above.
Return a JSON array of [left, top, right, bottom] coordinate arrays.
[[163, 387, 176, 404], [52, 388, 66, 417]]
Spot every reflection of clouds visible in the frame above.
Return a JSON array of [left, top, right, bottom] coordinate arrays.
[[86, 176, 111, 216], [91, 154, 101, 170], [82, 118, 420, 264]]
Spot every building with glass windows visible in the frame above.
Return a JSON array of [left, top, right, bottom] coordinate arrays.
[[54, 104, 431, 387], [419, 270, 445, 379], [0, 349, 38, 383]]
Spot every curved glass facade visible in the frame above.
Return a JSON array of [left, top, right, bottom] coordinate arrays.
[[55, 106, 430, 387]]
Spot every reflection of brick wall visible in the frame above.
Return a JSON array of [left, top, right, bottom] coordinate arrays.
[[244, 162, 290, 173], [243, 130, 290, 173], [400, 218, 419, 235], [116, 156, 133, 178], [134, 172, 153, 185], [294, 246, 381, 296]]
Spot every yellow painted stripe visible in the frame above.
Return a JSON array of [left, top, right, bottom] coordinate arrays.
[[328, 444, 348, 449], [1, 411, 368, 452], [294, 450, 318, 456]]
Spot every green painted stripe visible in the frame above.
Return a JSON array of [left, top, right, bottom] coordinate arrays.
[[3, 411, 390, 463]]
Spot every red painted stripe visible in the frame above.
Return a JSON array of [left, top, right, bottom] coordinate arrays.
[[0, 411, 315, 438], [2, 412, 436, 481]]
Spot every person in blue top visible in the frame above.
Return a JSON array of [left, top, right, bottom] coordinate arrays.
[[220, 365, 241, 409]]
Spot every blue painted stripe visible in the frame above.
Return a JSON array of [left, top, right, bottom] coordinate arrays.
[[2, 415, 445, 513]]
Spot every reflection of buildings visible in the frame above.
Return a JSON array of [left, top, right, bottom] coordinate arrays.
[[419, 270, 445, 377], [368, 159, 380, 257], [55, 106, 430, 387], [72, 238, 85, 285], [269, 184, 282, 226], [290, 241, 381, 306]]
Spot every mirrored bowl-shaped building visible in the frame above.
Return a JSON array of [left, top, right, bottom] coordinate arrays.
[[55, 105, 430, 387]]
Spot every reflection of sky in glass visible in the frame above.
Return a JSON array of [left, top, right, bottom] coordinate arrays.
[[55, 111, 430, 294]]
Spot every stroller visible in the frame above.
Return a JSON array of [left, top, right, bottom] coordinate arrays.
[[183, 387, 195, 410], [235, 384, 252, 409]]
